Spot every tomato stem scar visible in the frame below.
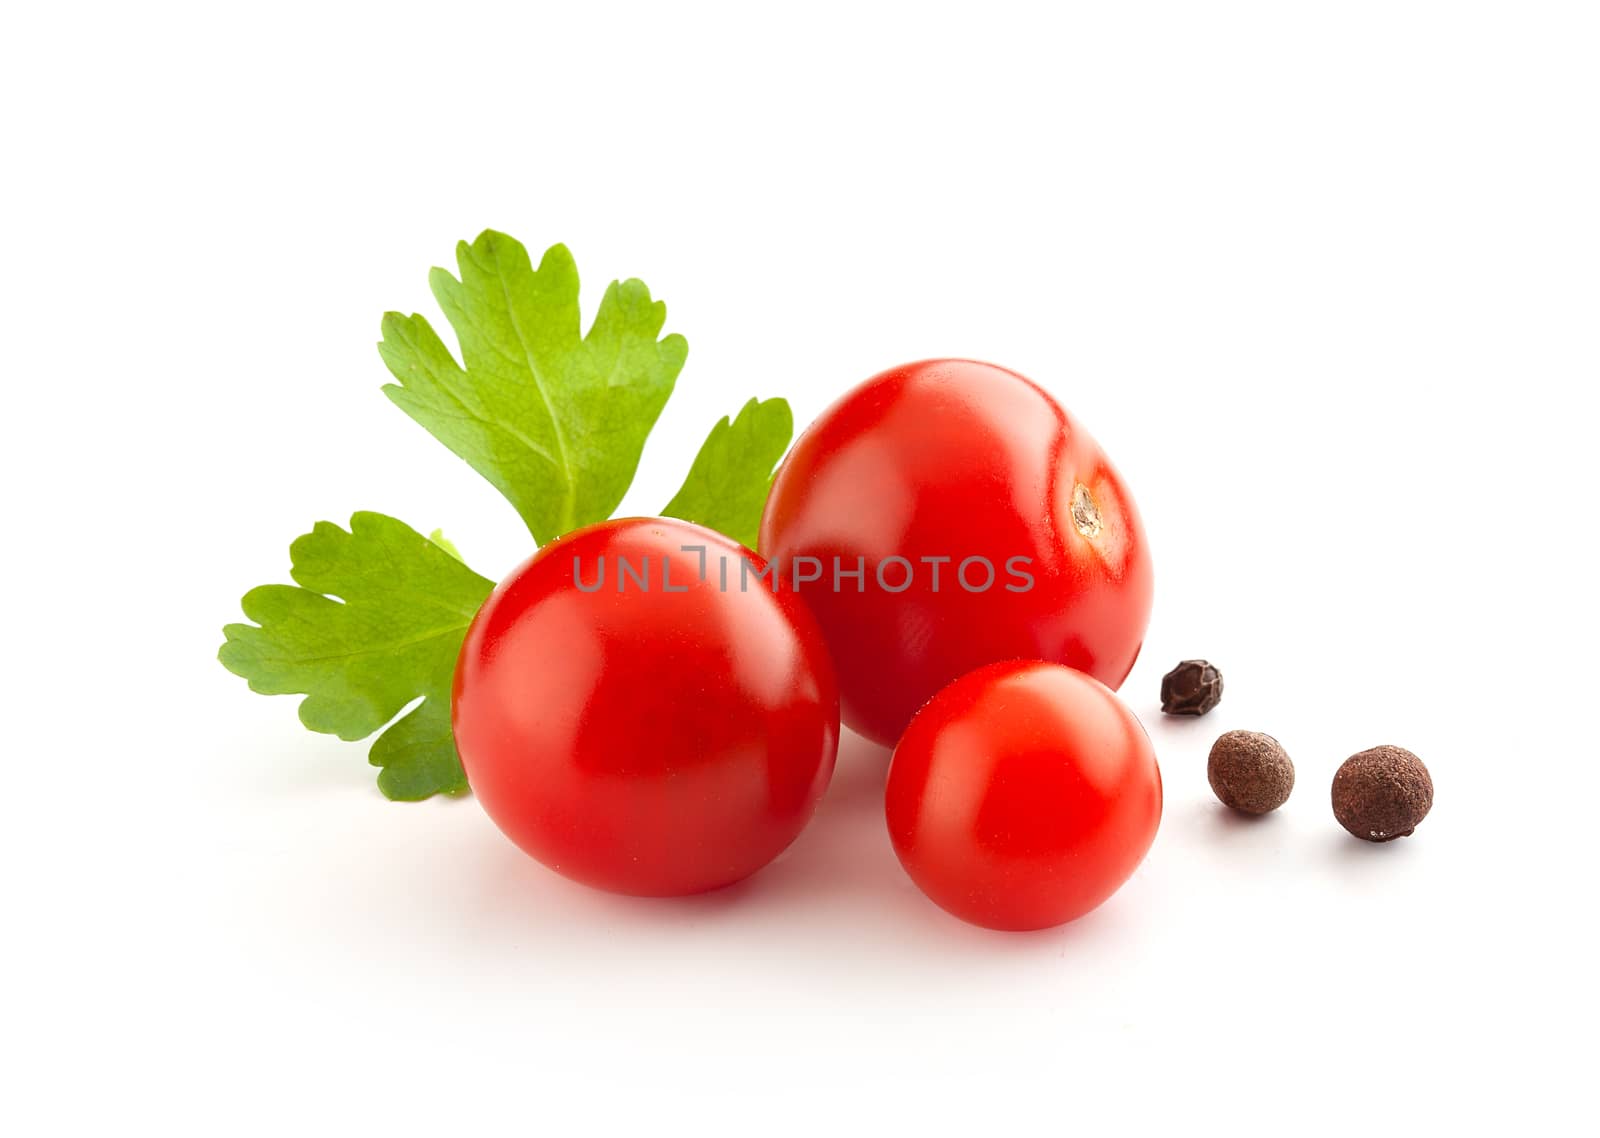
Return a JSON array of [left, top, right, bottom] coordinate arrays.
[[1071, 483, 1103, 540]]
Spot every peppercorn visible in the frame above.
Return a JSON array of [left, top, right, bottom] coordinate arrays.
[[1332, 746, 1433, 842], [1160, 659, 1223, 715], [1207, 730, 1294, 815]]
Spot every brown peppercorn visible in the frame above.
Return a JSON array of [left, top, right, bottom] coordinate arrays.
[[1161, 659, 1223, 715], [1208, 730, 1294, 814], [1332, 746, 1433, 842]]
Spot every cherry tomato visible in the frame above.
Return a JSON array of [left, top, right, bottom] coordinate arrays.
[[452, 518, 839, 897], [760, 360, 1153, 746], [886, 660, 1162, 931]]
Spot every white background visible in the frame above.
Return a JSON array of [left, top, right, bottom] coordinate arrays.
[[4, 2, 1597, 1134]]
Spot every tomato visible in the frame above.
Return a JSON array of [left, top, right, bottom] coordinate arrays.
[[759, 359, 1153, 747], [885, 660, 1162, 931], [452, 518, 839, 897]]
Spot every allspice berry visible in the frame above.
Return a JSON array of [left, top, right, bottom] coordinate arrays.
[[1161, 659, 1223, 715], [1208, 730, 1294, 814], [1332, 746, 1433, 842]]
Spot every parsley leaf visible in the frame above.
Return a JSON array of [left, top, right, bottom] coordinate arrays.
[[426, 528, 465, 562], [378, 233, 688, 544], [224, 230, 797, 799], [663, 397, 794, 550], [218, 512, 493, 800]]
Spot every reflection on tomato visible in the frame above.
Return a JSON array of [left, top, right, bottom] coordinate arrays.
[[886, 660, 1162, 931], [453, 518, 839, 897], [760, 359, 1154, 747]]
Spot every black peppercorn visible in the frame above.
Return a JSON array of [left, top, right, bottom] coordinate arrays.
[[1208, 730, 1294, 815], [1160, 659, 1222, 715], [1332, 746, 1433, 842]]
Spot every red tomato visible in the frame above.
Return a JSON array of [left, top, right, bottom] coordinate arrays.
[[886, 660, 1162, 931], [760, 360, 1153, 746], [452, 518, 839, 897]]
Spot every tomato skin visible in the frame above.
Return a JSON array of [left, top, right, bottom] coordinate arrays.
[[759, 360, 1153, 747], [886, 661, 1162, 931], [452, 518, 839, 897]]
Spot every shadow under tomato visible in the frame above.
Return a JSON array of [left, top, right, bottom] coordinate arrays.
[[732, 730, 904, 902], [444, 731, 892, 921], [444, 728, 1150, 963]]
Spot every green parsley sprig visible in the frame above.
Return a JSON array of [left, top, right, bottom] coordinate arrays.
[[220, 231, 792, 799]]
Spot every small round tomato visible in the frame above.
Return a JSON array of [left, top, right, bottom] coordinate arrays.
[[453, 518, 839, 897], [760, 360, 1153, 747], [886, 660, 1162, 931]]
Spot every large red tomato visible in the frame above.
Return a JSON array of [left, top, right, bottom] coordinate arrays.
[[760, 360, 1154, 746], [452, 518, 839, 897], [886, 660, 1162, 931]]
